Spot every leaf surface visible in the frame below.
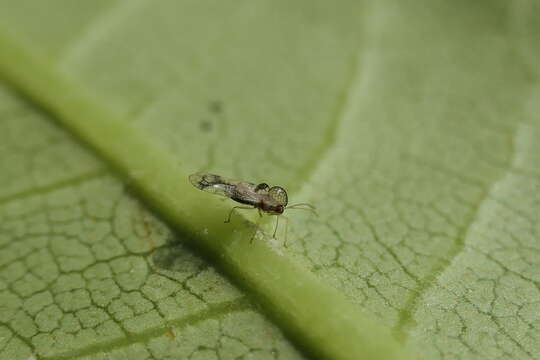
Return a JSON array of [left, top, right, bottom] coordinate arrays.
[[0, 1, 539, 359]]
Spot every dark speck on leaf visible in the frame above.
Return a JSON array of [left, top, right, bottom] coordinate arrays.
[[200, 120, 212, 132], [208, 100, 223, 114]]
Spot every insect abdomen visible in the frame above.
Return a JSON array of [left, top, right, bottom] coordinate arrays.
[[231, 194, 258, 206]]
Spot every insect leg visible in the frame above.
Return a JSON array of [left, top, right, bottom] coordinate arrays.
[[282, 215, 289, 247], [224, 206, 255, 223], [273, 215, 279, 238], [250, 214, 264, 244]]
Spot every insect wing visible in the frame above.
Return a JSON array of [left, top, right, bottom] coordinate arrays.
[[189, 173, 238, 198], [229, 181, 263, 204]]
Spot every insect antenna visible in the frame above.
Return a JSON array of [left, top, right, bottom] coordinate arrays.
[[286, 203, 318, 216]]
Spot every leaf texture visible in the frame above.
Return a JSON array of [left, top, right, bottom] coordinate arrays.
[[1, 0, 540, 359]]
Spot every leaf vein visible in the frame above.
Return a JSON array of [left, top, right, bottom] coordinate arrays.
[[41, 298, 249, 360], [395, 121, 521, 340], [0, 169, 106, 206]]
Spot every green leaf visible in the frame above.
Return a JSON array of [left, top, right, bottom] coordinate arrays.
[[1, 1, 539, 359], [0, 85, 305, 360]]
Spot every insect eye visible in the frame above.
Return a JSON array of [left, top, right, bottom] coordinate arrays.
[[269, 186, 288, 206]]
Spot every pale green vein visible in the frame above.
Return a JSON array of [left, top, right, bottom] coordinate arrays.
[[291, 46, 366, 199], [289, 49, 373, 259], [395, 123, 520, 340], [0, 169, 106, 205], [58, 0, 145, 67], [0, 26, 413, 360], [43, 299, 249, 360]]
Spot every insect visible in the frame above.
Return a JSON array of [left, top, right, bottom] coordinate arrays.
[[189, 173, 316, 245]]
